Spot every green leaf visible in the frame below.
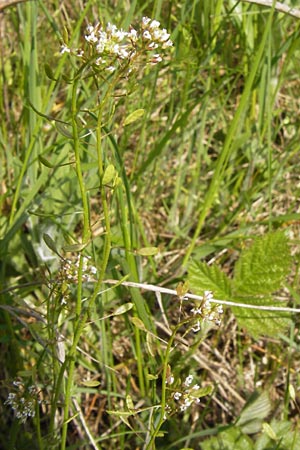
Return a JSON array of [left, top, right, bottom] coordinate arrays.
[[201, 426, 254, 450], [233, 231, 292, 296], [55, 122, 73, 138], [255, 419, 300, 450], [44, 63, 57, 81], [80, 380, 101, 387], [63, 243, 88, 252], [113, 303, 133, 316], [102, 164, 116, 185], [43, 233, 61, 257], [39, 155, 54, 168], [262, 423, 277, 440], [231, 296, 291, 338], [236, 391, 271, 434], [188, 260, 232, 299], [130, 316, 147, 332], [136, 247, 158, 256], [126, 394, 135, 411], [192, 384, 213, 398], [123, 108, 145, 126]]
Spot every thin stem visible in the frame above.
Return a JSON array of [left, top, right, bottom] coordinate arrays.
[[60, 78, 91, 450], [146, 322, 182, 449]]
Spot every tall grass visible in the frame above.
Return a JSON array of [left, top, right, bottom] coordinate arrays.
[[1, 1, 300, 449]]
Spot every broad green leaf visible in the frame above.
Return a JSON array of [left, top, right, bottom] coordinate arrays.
[[124, 108, 145, 126], [233, 231, 292, 296], [255, 420, 300, 450], [188, 260, 232, 299], [236, 391, 271, 434], [231, 296, 291, 338], [201, 426, 253, 450], [262, 423, 277, 440]]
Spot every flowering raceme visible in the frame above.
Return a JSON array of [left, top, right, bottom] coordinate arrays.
[[61, 17, 173, 74]]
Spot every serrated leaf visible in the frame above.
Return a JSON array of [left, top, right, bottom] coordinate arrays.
[[262, 423, 277, 440], [233, 231, 292, 296], [231, 295, 291, 338], [102, 164, 116, 185], [188, 260, 232, 299], [124, 108, 145, 126], [201, 426, 253, 450], [136, 247, 158, 256], [255, 419, 300, 450], [113, 303, 133, 316], [236, 391, 271, 434]]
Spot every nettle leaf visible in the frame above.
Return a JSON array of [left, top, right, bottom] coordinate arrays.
[[233, 231, 292, 296], [236, 391, 271, 435], [201, 426, 254, 450], [188, 260, 232, 299], [231, 296, 291, 338], [255, 419, 300, 450]]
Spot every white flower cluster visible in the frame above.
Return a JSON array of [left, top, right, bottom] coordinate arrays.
[[190, 290, 223, 333], [61, 17, 172, 72], [168, 374, 201, 413], [57, 255, 97, 305], [58, 255, 97, 285], [5, 381, 40, 423]]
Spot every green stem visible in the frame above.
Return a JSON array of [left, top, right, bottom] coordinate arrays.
[[146, 322, 183, 449], [60, 78, 91, 450]]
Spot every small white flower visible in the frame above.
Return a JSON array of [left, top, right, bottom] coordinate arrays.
[[162, 39, 173, 49], [95, 57, 106, 65], [142, 17, 151, 27], [152, 53, 162, 62], [60, 44, 71, 54], [150, 20, 160, 29], [143, 30, 152, 40], [192, 321, 201, 333], [166, 375, 174, 385], [128, 28, 138, 41], [174, 392, 182, 401], [184, 375, 193, 386]]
